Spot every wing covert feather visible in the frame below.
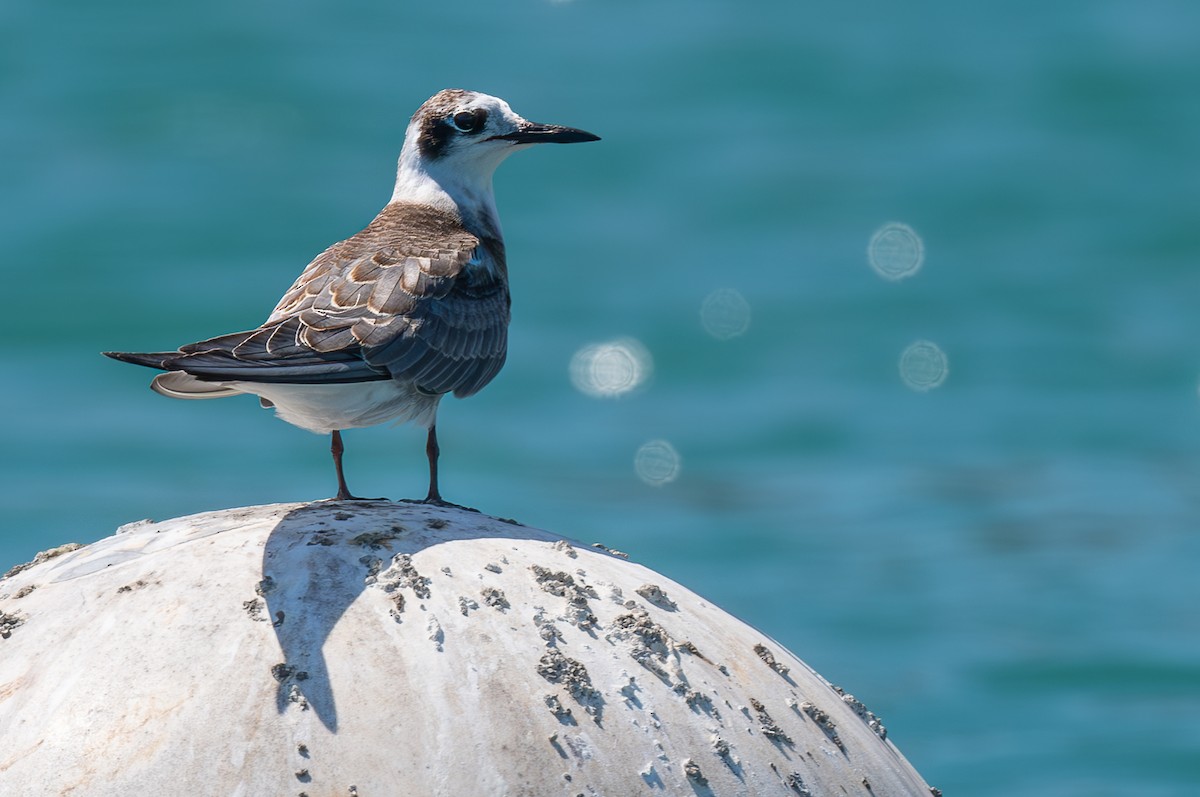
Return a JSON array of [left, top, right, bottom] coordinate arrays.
[[167, 201, 513, 395]]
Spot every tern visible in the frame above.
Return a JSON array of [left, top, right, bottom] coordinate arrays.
[[106, 89, 599, 504]]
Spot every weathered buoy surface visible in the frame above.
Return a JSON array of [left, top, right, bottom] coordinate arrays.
[[0, 502, 934, 796]]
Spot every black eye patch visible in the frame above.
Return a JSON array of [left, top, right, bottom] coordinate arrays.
[[451, 108, 488, 134]]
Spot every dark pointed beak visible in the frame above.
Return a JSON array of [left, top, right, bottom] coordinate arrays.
[[491, 122, 600, 145]]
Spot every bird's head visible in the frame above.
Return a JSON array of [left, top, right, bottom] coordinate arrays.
[[393, 89, 599, 211]]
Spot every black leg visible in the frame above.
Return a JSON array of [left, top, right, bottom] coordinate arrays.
[[424, 425, 442, 503], [331, 430, 358, 501], [397, 424, 476, 512]]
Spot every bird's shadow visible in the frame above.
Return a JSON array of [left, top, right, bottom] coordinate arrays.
[[259, 499, 553, 733]]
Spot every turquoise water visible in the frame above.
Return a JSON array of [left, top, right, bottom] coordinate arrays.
[[4, 0, 1200, 793]]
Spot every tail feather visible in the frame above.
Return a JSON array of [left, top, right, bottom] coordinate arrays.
[[103, 350, 177, 370], [104, 340, 390, 387], [151, 372, 243, 400], [162, 349, 387, 384]]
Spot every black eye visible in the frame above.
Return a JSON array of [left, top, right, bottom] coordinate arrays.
[[451, 108, 487, 133]]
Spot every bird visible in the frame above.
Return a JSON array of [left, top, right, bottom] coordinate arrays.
[[105, 89, 599, 504]]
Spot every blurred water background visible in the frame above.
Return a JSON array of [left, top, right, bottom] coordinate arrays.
[[3, 0, 1199, 793]]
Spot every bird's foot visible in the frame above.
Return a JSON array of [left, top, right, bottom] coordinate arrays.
[[333, 489, 387, 502], [398, 496, 480, 513]]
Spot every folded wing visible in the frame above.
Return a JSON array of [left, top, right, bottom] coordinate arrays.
[[105, 202, 511, 399]]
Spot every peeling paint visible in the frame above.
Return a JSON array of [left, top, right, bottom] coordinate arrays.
[[785, 772, 814, 796], [548, 733, 569, 759], [532, 608, 563, 646], [388, 592, 405, 622], [711, 735, 731, 757], [559, 732, 595, 762], [799, 701, 844, 751], [754, 643, 791, 677], [359, 556, 383, 585], [350, 529, 401, 548], [589, 542, 629, 558], [607, 606, 695, 691], [677, 640, 709, 662], [635, 583, 677, 611], [2, 543, 83, 580], [712, 734, 745, 780], [426, 616, 444, 651], [751, 698, 794, 746], [0, 610, 24, 639], [832, 685, 887, 740], [373, 553, 430, 600], [537, 649, 603, 723], [543, 693, 576, 725], [288, 684, 309, 711], [243, 598, 269, 622], [481, 587, 509, 611], [682, 687, 717, 717], [530, 565, 598, 630]]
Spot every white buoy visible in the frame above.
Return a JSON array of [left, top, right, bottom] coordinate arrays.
[[0, 502, 936, 796]]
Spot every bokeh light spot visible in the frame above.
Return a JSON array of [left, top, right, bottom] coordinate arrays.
[[569, 338, 652, 398], [634, 439, 681, 486], [899, 340, 948, 391], [868, 222, 925, 281], [700, 288, 752, 340]]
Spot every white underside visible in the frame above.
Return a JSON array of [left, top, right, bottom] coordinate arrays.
[[238, 380, 441, 434], [150, 371, 440, 434]]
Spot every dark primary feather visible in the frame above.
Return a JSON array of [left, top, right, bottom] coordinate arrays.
[[104, 350, 178, 370], [105, 202, 511, 396]]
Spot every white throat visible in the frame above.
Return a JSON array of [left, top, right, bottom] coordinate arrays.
[[390, 131, 515, 238]]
